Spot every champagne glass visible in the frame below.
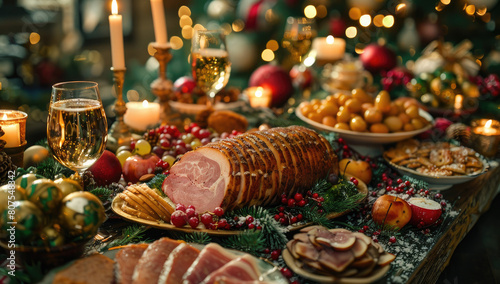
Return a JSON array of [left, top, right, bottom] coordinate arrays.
[[191, 29, 231, 107], [282, 17, 316, 67], [47, 81, 108, 181]]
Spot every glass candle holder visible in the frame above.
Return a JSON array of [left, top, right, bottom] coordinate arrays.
[[0, 110, 28, 167], [246, 87, 272, 108], [471, 119, 500, 158]]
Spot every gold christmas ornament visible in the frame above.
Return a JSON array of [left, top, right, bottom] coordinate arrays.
[[23, 145, 50, 168], [15, 173, 43, 190], [0, 200, 45, 243], [59, 192, 105, 241], [54, 178, 83, 198], [26, 179, 63, 215], [438, 88, 456, 107], [40, 224, 65, 247], [0, 184, 26, 212]]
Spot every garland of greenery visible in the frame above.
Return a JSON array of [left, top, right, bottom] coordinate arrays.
[[102, 225, 150, 250]]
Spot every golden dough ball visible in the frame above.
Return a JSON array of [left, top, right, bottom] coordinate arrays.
[[350, 116, 367, 132], [300, 104, 314, 116], [364, 108, 383, 124], [310, 99, 322, 107], [387, 102, 401, 116], [405, 105, 420, 118], [384, 116, 403, 132], [317, 102, 339, 117], [374, 90, 391, 114], [361, 102, 374, 113], [370, 123, 390, 133], [332, 92, 343, 104], [411, 118, 425, 130], [322, 116, 337, 127], [345, 98, 363, 113], [324, 95, 336, 104], [352, 88, 373, 104], [403, 123, 415, 131], [336, 107, 351, 123], [337, 93, 352, 106], [398, 113, 411, 125], [334, 122, 350, 130], [307, 112, 323, 123]]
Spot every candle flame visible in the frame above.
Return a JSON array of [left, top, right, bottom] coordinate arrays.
[[454, 94, 463, 110], [255, 87, 263, 98], [485, 119, 493, 128], [142, 100, 149, 107], [111, 0, 118, 15], [326, 35, 334, 44]]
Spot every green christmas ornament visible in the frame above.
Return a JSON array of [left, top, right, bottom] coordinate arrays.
[[53, 178, 82, 198], [15, 173, 44, 190], [40, 224, 65, 247], [59, 192, 105, 240], [27, 179, 63, 215], [1, 200, 45, 243], [0, 184, 26, 212]]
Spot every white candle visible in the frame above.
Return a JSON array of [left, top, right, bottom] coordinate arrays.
[[150, 0, 168, 45], [0, 113, 20, 148], [123, 100, 160, 131], [312, 35, 346, 62], [109, 0, 125, 69], [247, 87, 272, 108], [473, 119, 500, 136]]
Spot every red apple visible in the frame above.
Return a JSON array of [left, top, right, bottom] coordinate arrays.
[[122, 154, 160, 184], [408, 197, 442, 227], [339, 159, 372, 184], [372, 195, 412, 230], [87, 150, 122, 186]]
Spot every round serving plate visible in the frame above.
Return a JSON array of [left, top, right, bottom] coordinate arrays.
[[296, 107, 434, 145], [112, 175, 368, 234], [383, 152, 489, 191], [282, 249, 391, 283]]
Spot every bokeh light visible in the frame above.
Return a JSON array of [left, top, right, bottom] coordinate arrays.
[[179, 15, 192, 28], [266, 40, 279, 51], [383, 15, 395, 28], [304, 5, 317, 18], [349, 7, 361, 20], [170, 36, 183, 50], [232, 19, 245, 32], [29, 32, 40, 45], [182, 26, 194, 39], [261, 49, 275, 61], [359, 14, 371, 27], [346, 26, 357, 38], [374, 14, 384, 27], [178, 6, 191, 17]]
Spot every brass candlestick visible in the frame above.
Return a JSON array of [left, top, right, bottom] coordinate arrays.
[[107, 67, 132, 151], [150, 43, 176, 124]]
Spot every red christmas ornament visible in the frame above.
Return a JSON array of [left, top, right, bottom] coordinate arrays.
[[329, 17, 347, 38], [173, 76, 197, 93], [360, 44, 397, 74], [289, 65, 314, 90], [249, 64, 294, 107]]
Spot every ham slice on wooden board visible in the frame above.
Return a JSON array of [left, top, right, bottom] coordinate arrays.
[[201, 254, 261, 284], [158, 243, 200, 284], [163, 126, 338, 213], [132, 238, 181, 284], [115, 243, 149, 284], [182, 243, 239, 284]]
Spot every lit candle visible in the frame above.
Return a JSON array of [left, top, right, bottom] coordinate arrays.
[[0, 111, 27, 148], [247, 87, 272, 108], [150, 0, 168, 45], [123, 100, 161, 131], [454, 94, 463, 111], [473, 119, 500, 136], [312, 35, 346, 63], [109, 0, 125, 69]]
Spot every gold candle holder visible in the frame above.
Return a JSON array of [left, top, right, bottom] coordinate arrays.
[[470, 119, 500, 158], [150, 43, 175, 123], [107, 67, 132, 151], [0, 110, 28, 167]]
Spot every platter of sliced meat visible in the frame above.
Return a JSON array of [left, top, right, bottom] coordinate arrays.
[[282, 226, 394, 283], [41, 238, 288, 283]]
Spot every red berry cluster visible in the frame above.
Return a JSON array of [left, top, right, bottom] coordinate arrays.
[[170, 204, 228, 230], [471, 74, 500, 97], [381, 69, 413, 92], [155, 160, 170, 175]]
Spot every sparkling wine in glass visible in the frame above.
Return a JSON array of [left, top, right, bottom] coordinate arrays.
[[47, 81, 108, 180], [282, 17, 316, 66], [191, 29, 231, 107]]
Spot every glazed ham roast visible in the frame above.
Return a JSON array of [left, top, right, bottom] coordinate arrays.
[[163, 126, 338, 213]]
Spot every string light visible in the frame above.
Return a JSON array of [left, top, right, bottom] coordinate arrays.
[[316, 5, 327, 18], [261, 49, 275, 61], [170, 36, 183, 50], [349, 7, 361, 20], [345, 26, 357, 38], [304, 5, 317, 18], [179, 15, 192, 28], [178, 6, 191, 17], [29, 32, 40, 45], [383, 15, 395, 28], [266, 40, 279, 51], [374, 15, 384, 27], [182, 26, 193, 39], [359, 14, 371, 27], [232, 20, 245, 32]]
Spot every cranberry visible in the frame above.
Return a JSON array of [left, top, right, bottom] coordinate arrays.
[[188, 217, 199, 229], [280, 267, 293, 278], [291, 216, 298, 224], [397, 178, 403, 184], [185, 208, 197, 219], [281, 197, 288, 204], [248, 223, 255, 230], [218, 219, 228, 229], [263, 248, 270, 254], [297, 214, 303, 221], [435, 193, 443, 199], [298, 200, 307, 207], [256, 225, 262, 230], [200, 213, 213, 226], [294, 193, 303, 202], [363, 225, 369, 231], [287, 199, 296, 207], [175, 204, 187, 212], [274, 214, 280, 221], [214, 207, 224, 217], [171, 211, 187, 227], [246, 216, 254, 224], [270, 250, 281, 260], [198, 129, 211, 139], [389, 236, 396, 243], [278, 206, 285, 212]]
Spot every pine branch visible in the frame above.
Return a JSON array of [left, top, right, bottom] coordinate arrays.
[[89, 187, 114, 203], [147, 174, 167, 193], [36, 157, 74, 180], [401, 175, 429, 190], [222, 230, 266, 254], [102, 225, 150, 250], [172, 232, 211, 245]]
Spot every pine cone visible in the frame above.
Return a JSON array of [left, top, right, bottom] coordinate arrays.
[[446, 123, 471, 145], [0, 126, 5, 152], [0, 152, 17, 185], [143, 129, 159, 146]]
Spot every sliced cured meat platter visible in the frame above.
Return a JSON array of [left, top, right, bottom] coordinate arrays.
[[111, 173, 367, 235]]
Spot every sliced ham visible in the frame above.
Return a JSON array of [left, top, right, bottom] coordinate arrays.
[[163, 126, 337, 213], [201, 254, 261, 284], [183, 243, 238, 284], [115, 243, 149, 284], [132, 238, 181, 284], [158, 243, 200, 284]]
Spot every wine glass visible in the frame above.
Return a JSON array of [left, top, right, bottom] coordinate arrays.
[[282, 17, 316, 67], [191, 29, 231, 107], [47, 81, 108, 181]]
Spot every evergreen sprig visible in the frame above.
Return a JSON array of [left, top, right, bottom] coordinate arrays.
[[172, 232, 211, 245], [89, 187, 114, 203], [222, 230, 265, 254], [0, 259, 43, 284], [36, 157, 73, 180], [102, 225, 150, 250], [147, 174, 167, 193], [401, 175, 429, 190]]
